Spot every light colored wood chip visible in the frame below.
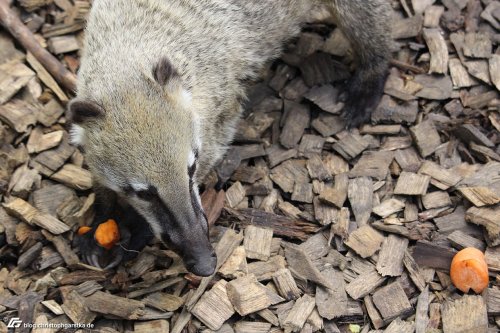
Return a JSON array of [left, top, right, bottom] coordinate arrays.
[[442, 295, 488, 333], [376, 235, 409, 276], [244, 225, 273, 261], [191, 280, 235, 330]]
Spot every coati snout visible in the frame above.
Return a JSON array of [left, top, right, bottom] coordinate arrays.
[[68, 58, 218, 276]]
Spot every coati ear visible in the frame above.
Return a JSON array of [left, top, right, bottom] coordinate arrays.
[[68, 100, 105, 124], [152, 57, 179, 86]]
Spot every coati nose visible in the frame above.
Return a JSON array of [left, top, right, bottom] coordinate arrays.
[[185, 252, 217, 277]]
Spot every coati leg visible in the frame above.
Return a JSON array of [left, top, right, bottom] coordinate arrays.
[[75, 188, 154, 269], [326, 0, 391, 127]]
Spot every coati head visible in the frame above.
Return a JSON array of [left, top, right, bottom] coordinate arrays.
[[68, 57, 217, 276]]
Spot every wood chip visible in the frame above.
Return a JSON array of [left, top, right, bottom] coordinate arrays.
[[372, 198, 406, 218], [280, 101, 310, 149], [226, 274, 272, 316], [85, 291, 145, 320], [50, 164, 92, 190], [283, 294, 316, 333], [349, 151, 394, 180], [272, 268, 301, 301], [316, 267, 347, 320], [284, 242, 333, 289], [410, 120, 441, 157], [244, 225, 273, 261], [465, 206, 500, 239], [226, 181, 246, 208], [423, 28, 448, 74], [344, 226, 384, 258], [345, 270, 386, 300], [347, 177, 373, 227], [134, 320, 170, 333], [372, 281, 412, 321], [419, 160, 462, 190], [376, 235, 409, 276], [442, 295, 488, 333], [0, 62, 35, 104], [422, 191, 452, 209], [332, 133, 369, 160], [191, 280, 235, 331]]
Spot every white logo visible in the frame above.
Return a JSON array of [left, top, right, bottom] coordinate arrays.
[[7, 318, 22, 328]]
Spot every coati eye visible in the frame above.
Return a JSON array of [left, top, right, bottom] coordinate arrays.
[[136, 186, 158, 200]]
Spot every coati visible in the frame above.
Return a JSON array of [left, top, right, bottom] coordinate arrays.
[[70, 0, 391, 276]]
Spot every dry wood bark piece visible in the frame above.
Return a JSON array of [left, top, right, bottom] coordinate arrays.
[[270, 159, 309, 194], [345, 226, 384, 258], [41, 300, 64, 315], [318, 173, 348, 208], [372, 198, 406, 218], [226, 274, 272, 316], [441, 295, 488, 333], [50, 164, 92, 190], [394, 148, 422, 172], [27, 129, 64, 154], [372, 96, 419, 124], [345, 270, 386, 300], [265, 145, 297, 168], [47, 35, 79, 54], [347, 177, 373, 227], [306, 154, 332, 181], [423, 28, 448, 74], [412, 241, 456, 271], [231, 208, 320, 241], [313, 197, 339, 226], [364, 295, 384, 330], [465, 206, 500, 240], [144, 292, 184, 312], [372, 281, 412, 321], [330, 207, 349, 240], [403, 250, 426, 292], [272, 268, 301, 301], [486, 288, 500, 316], [8, 164, 41, 199], [419, 160, 462, 190], [62, 290, 96, 325], [298, 134, 325, 158], [234, 321, 271, 333], [424, 5, 445, 28], [422, 191, 451, 209], [219, 246, 247, 279], [376, 235, 409, 276], [85, 290, 145, 320], [316, 267, 347, 320], [414, 74, 453, 100], [244, 225, 273, 261], [303, 85, 342, 113], [455, 124, 495, 148], [280, 101, 310, 149], [225, 181, 246, 208], [410, 120, 441, 157], [291, 181, 313, 203], [30, 134, 75, 176], [311, 113, 345, 137], [283, 294, 316, 333], [447, 230, 485, 251], [134, 320, 170, 333], [415, 286, 430, 333], [485, 246, 500, 272], [349, 151, 394, 180], [458, 187, 500, 207], [392, 14, 423, 39], [0, 99, 38, 133], [449, 58, 477, 88], [360, 124, 402, 135], [332, 132, 369, 160], [394, 171, 431, 195], [191, 280, 235, 330], [27, 52, 68, 102], [3, 198, 70, 234], [489, 54, 500, 91], [284, 242, 333, 289], [0, 62, 35, 104], [463, 32, 492, 59], [384, 318, 415, 333]]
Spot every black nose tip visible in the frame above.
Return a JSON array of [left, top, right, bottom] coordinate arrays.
[[185, 253, 217, 277]]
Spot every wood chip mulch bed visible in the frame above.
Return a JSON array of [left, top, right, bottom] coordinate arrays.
[[0, 0, 499, 332]]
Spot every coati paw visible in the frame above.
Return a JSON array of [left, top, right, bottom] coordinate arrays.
[[341, 69, 387, 128], [75, 220, 132, 270]]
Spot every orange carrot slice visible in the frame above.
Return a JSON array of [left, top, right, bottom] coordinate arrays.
[[78, 226, 92, 236], [450, 247, 489, 293], [94, 219, 120, 250]]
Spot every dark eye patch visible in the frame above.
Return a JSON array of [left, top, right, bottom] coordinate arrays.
[[136, 186, 159, 200]]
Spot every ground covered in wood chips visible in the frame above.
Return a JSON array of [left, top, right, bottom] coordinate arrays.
[[0, 0, 500, 332]]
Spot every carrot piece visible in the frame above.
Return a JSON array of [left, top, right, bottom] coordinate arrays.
[[78, 226, 92, 236], [450, 247, 489, 293], [94, 219, 120, 250]]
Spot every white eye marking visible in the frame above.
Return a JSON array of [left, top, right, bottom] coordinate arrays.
[[181, 88, 192, 105], [69, 124, 85, 146], [130, 181, 149, 191], [188, 151, 196, 167]]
